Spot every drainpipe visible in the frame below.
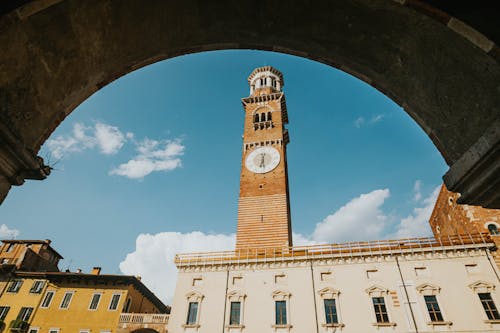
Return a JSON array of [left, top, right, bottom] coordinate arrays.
[[221, 268, 230, 333], [309, 261, 319, 333], [484, 249, 500, 283], [395, 256, 419, 333]]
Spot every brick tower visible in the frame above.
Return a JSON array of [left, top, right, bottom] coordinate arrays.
[[236, 66, 292, 250]]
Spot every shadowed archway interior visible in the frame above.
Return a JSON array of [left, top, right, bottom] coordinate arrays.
[[0, 0, 498, 207]]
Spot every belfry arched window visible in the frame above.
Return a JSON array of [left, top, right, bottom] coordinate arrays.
[[254, 114, 260, 123], [267, 112, 272, 121]]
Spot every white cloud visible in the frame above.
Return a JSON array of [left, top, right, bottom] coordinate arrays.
[[354, 114, 385, 128], [45, 122, 126, 159], [119, 186, 441, 306], [413, 180, 422, 201], [292, 232, 318, 246], [0, 224, 20, 238], [371, 114, 384, 123], [119, 231, 235, 304], [110, 139, 184, 179], [311, 189, 390, 243], [354, 117, 365, 128], [94, 123, 126, 154], [390, 186, 440, 238]]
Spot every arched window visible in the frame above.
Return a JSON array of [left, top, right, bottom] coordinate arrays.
[[254, 114, 259, 123], [260, 113, 266, 122], [267, 112, 272, 121], [488, 224, 499, 235]]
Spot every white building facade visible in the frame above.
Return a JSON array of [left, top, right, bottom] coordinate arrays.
[[167, 67, 500, 333], [169, 235, 500, 333]]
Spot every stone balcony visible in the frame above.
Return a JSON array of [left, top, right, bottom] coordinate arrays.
[[117, 313, 169, 333]]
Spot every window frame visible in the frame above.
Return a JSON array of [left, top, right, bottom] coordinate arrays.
[[365, 285, 396, 327], [469, 280, 500, 323], [225, 290, 246, 329], [108, 293, 121, 311], [40, 290, 55, 309], [416, 283, 452, 325], [17, 307, 34, 322], [88, 292, 102, 311], [0, 305, 10, 320], [59, 291, 75, 310], [28, 328, 39, 333], [478, 292, 500, 320], [318, 287, 344, 328], [186, 301, 199, 325], [372, 297, 390, 323], [182, 291, 204, 328], [271, 290, 292, 329], [48, 328, 60, 333], [29, 280, 46, 294], [7, 279, 23, 293], [122, 297, 132, 312], [423, 295, 444, 322], [229, 301, 241, 325]]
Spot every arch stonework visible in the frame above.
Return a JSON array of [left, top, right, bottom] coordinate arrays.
[[0, 0, 498, 207]]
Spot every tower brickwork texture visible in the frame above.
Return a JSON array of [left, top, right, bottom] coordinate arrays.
[[236, 67, 292, 250]]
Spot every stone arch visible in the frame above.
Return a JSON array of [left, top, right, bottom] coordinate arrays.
[[0, 0, 498, 207], [130, 329, 160, 333]]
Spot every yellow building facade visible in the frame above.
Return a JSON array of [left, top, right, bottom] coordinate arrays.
[[0, 241, 169, 333]]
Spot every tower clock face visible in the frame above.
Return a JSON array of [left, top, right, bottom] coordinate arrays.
[[245, 146, 281, 174]]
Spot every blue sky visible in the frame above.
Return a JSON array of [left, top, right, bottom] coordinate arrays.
[[0, 50, 447, 303]]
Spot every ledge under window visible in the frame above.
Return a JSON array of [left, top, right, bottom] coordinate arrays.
[[226, 324, 245, 329], [322, 323, 345, 328], [372, 322, 397, 328], [427, 321, 452, 326], [484, 319, 500, 324], [271, 324, 293, 329], [182, 324, 200, 328]]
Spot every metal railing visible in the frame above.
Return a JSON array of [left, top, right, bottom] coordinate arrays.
[[119, 313, 169, 324], [175, 233, 494, 267]]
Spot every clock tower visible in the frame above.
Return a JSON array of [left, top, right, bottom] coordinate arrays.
[[236, 66, 292, 250]]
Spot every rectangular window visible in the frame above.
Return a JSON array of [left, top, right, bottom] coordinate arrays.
[[372, 297, 389, 323], [30, 280, 46, 294], [424, 295, 444, 322], [108, 293, 121, 310], [186, 302, 199, 325], [60, 291, 74, 309], [123, 298, 132, 312], [28, 328, 39, 333], [479, 293, 500, 320], [229, 301, 241, 325], [89, 293, 102, 310], [0, 306, 10, 320], [41, 291, 55, 308], [324, 299, 338, 324], [48, 329, 59, 333], [7, 279, 23, 293], [17, 307, 33, 321], [275, 300, 287, 325]]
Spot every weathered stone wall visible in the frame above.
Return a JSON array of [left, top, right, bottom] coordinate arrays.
[[0, 0, 498, 207]]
